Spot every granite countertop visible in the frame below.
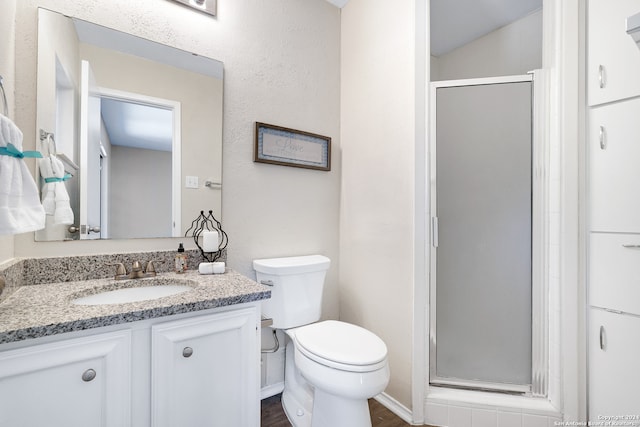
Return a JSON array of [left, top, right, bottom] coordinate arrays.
[[0, 269, 270, 344]]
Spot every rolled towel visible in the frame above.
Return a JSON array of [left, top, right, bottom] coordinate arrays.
[[48, 156, 74, 225], [39, 154, 73, 224], [39, 155, 59, 216], [41, 182, 55, 215], [0, 114, 45, 235], [53, 181, 74, 225]]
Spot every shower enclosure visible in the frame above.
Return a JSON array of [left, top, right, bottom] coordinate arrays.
[[429, 74, 546, 395]]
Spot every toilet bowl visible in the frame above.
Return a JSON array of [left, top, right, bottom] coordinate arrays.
[[253, 255, 390, 427], [280, 321, 390, 427], [286, 321, 389, 427]]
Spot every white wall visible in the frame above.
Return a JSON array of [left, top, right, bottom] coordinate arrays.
[[11, 0, 341, 319], [109, 146, 172, 239], [433, 9, 543, 81], [340, 0, 420, 410], [0, 0, 17, 263]]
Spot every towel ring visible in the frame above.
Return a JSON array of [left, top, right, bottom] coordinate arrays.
[[39, 130, 57, 158], [0, 75, 8, 117]]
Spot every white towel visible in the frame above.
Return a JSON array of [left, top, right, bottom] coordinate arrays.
[[39, 154, 74, 225], [0, 114, 46, 235], [53, 181, 74, 225], [38, 156, 58, 215]]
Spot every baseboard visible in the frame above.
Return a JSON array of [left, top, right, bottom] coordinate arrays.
[[260, 382, 285, 400], [374, 392, 419, 425]]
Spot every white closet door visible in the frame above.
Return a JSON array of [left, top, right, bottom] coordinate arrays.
[[589, 98, 640, 232], [589, 308, 640, 421], [588, 0, 640, 106], [589, 233, 640, 316]]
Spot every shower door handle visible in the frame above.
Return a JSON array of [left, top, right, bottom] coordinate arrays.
[[432, 217, 439, 248]]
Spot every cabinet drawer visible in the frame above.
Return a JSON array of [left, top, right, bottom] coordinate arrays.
[[590, 233, 640, 315], [588, 0, 640, 106], [589, 99, 640, 232], [589, 308, 640, 420]]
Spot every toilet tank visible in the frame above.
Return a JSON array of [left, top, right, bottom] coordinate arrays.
[[253, 255, 330, 329]]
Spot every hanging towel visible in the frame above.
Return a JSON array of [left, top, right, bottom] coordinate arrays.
[[0, 113, 46, 235], [39, 154, 74, 225]]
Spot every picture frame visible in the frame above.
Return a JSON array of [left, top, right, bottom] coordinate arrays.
[[254, 122, 331, 171], [169, 0, 216, 17]]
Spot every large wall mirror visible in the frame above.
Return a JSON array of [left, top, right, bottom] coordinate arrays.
[[35, 8, 223, 242]]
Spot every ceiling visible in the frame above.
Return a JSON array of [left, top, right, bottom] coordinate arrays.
[[325, 0, 542, 57], [101, 98, 173, 152], [430, 0, 542, 56]]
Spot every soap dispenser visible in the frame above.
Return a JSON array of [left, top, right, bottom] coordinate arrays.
[[174, 243, 188, 273]]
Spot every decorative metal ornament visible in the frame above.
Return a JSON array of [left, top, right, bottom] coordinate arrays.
[[185, 210, 228, 262]]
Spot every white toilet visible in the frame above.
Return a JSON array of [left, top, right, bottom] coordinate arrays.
[[254, 255, 390, 427]]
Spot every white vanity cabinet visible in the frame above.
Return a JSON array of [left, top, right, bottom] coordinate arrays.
[[151, 307, 259, 427], [588, 308, 640, 419], [587, 0, 640, 106], [0, 330, 131, 427], [0, 304, 261, 427]]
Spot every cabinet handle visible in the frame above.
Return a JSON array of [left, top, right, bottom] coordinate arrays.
[[260, 280, 274, 286], [599, 126, 606, 150], [182, 347, 194, 358], [599, 326, 606, 350], [622, 244, 640, 249], [598, 64, 606, 88], [82, 369, 97, 382]]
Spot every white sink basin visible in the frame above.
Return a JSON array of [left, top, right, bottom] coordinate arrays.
[[72, 283, 192, 306]]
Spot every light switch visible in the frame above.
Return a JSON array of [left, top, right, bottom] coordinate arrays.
[[185, 176, 199, 189]]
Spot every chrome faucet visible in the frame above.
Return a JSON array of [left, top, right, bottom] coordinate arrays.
[[108, 261, 161, 280]]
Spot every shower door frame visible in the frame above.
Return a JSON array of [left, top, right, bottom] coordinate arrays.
[[428, 72, 548, 396]]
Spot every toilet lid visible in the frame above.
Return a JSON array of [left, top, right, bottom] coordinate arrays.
[[294, 320, 387, 370]]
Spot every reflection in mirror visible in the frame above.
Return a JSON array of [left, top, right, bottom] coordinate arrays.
[[35, 8, 223, 242]]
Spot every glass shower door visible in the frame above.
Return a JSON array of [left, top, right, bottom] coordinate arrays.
[[430, 76, 534, 393]]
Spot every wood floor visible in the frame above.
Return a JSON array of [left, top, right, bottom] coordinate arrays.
[[260, 393, 414, 427]]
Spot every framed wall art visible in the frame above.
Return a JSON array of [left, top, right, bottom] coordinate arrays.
[[254, 122, 331, 171]]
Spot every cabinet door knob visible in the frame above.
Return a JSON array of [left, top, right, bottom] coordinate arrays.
[[82, 368, 97, 382], [598, 64, 606, 89], [599, 126, 606, 150], [599, 325, 606, 350], [182, 347, 194, 358]]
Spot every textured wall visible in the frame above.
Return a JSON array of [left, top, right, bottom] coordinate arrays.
[[11, 0, 341, 319], [340, 0, 418, 409]]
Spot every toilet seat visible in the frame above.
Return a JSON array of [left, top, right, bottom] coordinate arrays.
[[293, 320, 388, 372]]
